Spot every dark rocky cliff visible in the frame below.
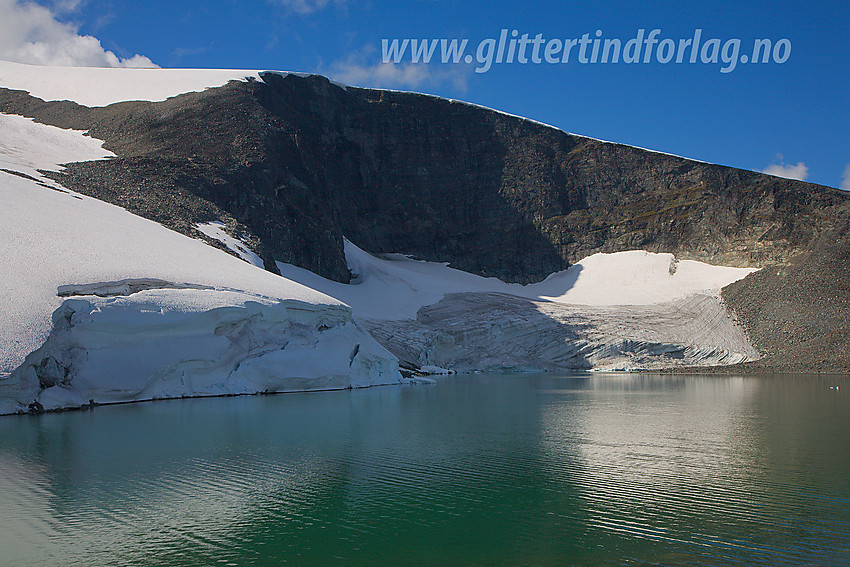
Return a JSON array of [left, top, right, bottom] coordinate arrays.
[[2, 72, 848, 369], [3, 72, 848, 283]]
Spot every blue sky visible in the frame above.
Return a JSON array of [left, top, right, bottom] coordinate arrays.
[[4, 0, 848, 188]]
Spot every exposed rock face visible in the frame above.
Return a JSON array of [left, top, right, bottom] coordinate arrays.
[[2, 73, 848, 286], [2, 72, 848, 371]]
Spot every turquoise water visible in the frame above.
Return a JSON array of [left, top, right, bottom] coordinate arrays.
[[0, 373, 847, 566]]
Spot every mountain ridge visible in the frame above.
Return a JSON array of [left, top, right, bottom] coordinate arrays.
[[2, 65, 849, 372], [2, 71, 847, 284]]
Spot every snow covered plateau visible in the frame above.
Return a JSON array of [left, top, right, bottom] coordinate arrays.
[[0, 62, 761, 414]]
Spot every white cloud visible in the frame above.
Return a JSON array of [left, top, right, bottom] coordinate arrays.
[[762, 160, 809, 181], [841, 163, 850, 191], [0, 0, 155, 67], [323, 49, 472, 92]]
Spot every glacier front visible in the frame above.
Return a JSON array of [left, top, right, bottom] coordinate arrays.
[[0, 112, 402, 415]]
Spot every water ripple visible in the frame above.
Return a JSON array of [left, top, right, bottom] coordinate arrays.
[[0, 374, 847, 566]]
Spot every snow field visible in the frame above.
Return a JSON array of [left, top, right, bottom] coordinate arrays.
[[0, 60, 263, 107], [277, 239, 757, 321]]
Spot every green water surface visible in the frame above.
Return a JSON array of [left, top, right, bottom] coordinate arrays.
[[0, 373, 847, 566]]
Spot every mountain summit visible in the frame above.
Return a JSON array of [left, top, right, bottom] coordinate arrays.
[[1, 61, 848, 412]]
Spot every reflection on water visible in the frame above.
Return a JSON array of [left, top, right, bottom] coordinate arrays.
[[0, 374, 847, 566]]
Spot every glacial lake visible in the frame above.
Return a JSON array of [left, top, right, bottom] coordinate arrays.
[[0, 373, 847, 566]]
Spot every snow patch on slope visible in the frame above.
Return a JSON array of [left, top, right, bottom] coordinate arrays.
[[195, 221, 264, 268], [0, 60, 263, 107], [277, 240, 757, 321], [0, 111, 114, 185], [531, 251, 758, 306]]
